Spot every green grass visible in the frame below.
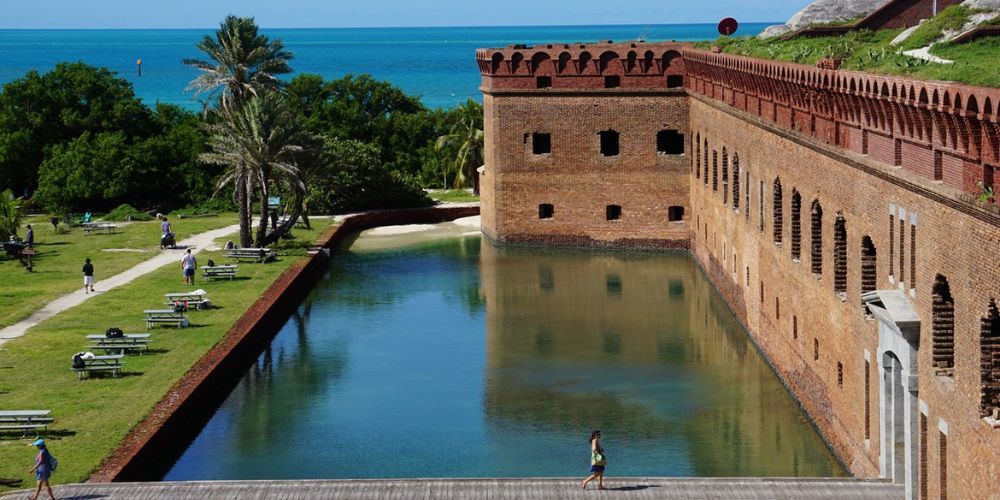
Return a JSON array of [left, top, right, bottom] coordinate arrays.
[[427, 189, 479, 203], [699, 27, 1000, 87], [897, 5, 977, 51], [0, 220, 334, 488], [0, 215, 240, 329]]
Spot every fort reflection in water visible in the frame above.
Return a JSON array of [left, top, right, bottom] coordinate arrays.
[[164, 229, 843, 480]]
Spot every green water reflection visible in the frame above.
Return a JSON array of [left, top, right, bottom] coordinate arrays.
[[164, 235, 844, 479]]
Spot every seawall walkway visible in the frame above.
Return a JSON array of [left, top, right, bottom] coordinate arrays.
[[0, 478, 904, 499]]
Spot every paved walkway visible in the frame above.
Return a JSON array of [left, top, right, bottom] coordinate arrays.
[[0, 478, 903, 499], [0, 224, 239, 346]]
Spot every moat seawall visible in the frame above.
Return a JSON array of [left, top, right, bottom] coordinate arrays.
[[477, 42, 1000, 499]]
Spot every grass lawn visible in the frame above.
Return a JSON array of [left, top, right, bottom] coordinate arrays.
[[427, 189, 479, 203], [0, 214, 239, 329], [0, 219, 334, 487]]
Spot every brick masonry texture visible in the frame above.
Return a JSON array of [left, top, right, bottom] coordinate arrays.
[[479, 42, 1000, 499]]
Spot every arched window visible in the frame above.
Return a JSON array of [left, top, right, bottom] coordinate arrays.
[[834, 213, 847, 297], [932, 274, 955, 376], [861, 236, 877, 294], [773, 178, 783, 246], [810, 200, 823, 275], [981, 299, 1000, 417], [721, 148, 729, 204], [732, 154, 740, 211], [791, 190, 802, 261]]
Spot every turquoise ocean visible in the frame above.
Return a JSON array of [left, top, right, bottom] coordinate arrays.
[[0, 24, 769, 110]]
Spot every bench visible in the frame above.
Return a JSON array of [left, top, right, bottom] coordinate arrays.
[[0, 424, 48, 438], [165, 291, 211, 310], [86, 339, 151, 355], [72, 355, 125, 380], [225, 247, 275, 263], [0, 410, 52, 437], [144, 309, 188, 329], [202, 265, 238, 281], [83, 223, 119, 235]]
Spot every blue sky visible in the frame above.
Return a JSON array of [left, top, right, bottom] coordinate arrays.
[[2, 0, 813, 29]]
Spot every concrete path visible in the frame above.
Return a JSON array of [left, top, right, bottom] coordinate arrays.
[[0, 224, 239, 346], [0, 478, 904, 499]]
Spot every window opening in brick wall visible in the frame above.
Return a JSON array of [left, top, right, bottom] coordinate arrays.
[[712, 150, 718, 192], [775, 297, 780, 319], [932, 274, 955, 376], [722, 148, 729, 205], [919, 413, 927, 499], [538, 204, 554, 220], [733, 253, 737, 274], [791, 190, 802, 261], [773, 178, 783, 246], [760, 281, 765, 304], [834, 213, 847, 298], [599, 130, 620, 156], [865, 360, 871, 439], [532, 132, 551, 154], [861, 236, 877, 295], [793, 315, 798, 339], [604, 75, 620, 88], [695, 133, 701, 177], [985, 165, 996, 194], [536, 76, 552, 89], [893, 138, 902, 166], [940, 431, 948, 500], [606, 205, 622, 221], [899, 218, 906, 284], [732, 154, 740, 211], [862, 130, 869, 154], [759, 181, 765, 233], [811, 200, 823, 276], [657, 130, 684, 154], [746, 266, 750, 286], [668, 206, 685, 222], [888, 214, 895, 279], [980, 298, 1000, 418], [837, 362, 843, 387], [703, 140, 709, 186], [666, 74, 684, 88], [933, 151, 943, 181], [910, 223, 916, 290], [814, 338, 819, 361]]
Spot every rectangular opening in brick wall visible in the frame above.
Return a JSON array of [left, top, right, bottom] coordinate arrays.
[[668, 206, 685, 222], [606, 204, 621, 221], [793, 315, 798, 339], [536, 76, 552, 89], [910, 223, 916, 291], [986, 165, 997, 194], [666, 75, 683, 88], [657, 130, 684, 155], [814, 339, 819, 361], [919, 413, 927, 499], [934, 151, 943, 181], [791, 191, 801, 261], [837, 362, 843, 387], [604, 75, 620, 88], [979, 299, 1000, 418], [538, 203, 554, 220], [760, 281, 765, 304], [889, 214, 895, 278], [861, 236, 877, 295], [894, 139, 902, 166], [932, 274, 955, 376], [775, 296, 780, 319], [599, 130, 620, 156], [899, 219, 906, 283], [865, 360, 871, 439], [940, 431, 948, 500], [834, 214, 847, 297], [810, 200, 823, 275], [745, 266, 749, 286], [712, 151, 719, 191], [773, 178, 783, 246], [759, 181, 764, 232], [745, 171, 751, 222], [532, 132, 551, 154]]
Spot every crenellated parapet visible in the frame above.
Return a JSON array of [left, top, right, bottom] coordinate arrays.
[[681, 49, 1000, 197], [477, 42, 688, 91]]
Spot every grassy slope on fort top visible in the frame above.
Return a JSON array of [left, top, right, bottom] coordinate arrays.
[[0, 215, 239, 329], [699, 29, 1000, 88], [0, 220, 334, 488]]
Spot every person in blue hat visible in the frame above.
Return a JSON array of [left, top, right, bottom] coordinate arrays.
[[27, 439, 56, 499]]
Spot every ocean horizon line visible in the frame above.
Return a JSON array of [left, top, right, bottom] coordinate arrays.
[[0, 21, 778, 32]]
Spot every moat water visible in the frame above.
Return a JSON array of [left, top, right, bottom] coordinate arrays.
[[164, 224, 845, 479]]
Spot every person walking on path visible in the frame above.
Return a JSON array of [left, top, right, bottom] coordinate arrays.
[[82, 258, 95, 294], [181, 249, 197, 286], [27, 439, 56, 500], [25, 224, 34, 248], [160, 216, 172, 236], [582, 430, 608, 490]]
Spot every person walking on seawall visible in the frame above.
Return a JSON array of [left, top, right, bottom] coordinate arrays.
[[582, 430, 608, 490], [25, 224, 34, 248], [27, 439, 56, 500], [82, 257, 95, 294], [181, 249, 197, 286]]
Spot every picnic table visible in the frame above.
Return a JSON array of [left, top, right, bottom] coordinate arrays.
[[72, 354, 125, 379], [0, 410, 52, 438], [225, 247, 276, 263], [83, 222, 120, 235], [85, 334, 152, 355], [165, 291, 211, 310], [144, 309, 188, 329], [202, 264, 238, 281]]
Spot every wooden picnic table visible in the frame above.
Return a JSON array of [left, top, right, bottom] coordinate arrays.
[[83, 222, 119, 235], [85, 335, 152, 355], [72, 354, 124, 380], [0, 410, 52, 437], [144, 309, 188, 329], [225, 247, 275, 263], [165, 291, 210, 309], [202, 264, 238, 281]]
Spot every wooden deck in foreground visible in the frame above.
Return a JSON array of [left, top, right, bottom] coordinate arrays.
[[3, 478, 903, 499]]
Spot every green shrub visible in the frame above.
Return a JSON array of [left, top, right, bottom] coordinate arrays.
[[104, 204, 153, 221], [169, 197, 236, 217]]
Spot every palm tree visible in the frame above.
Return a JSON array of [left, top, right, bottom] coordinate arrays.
[[184, 16, 293, 113], [201, 92, 312, 247], [436, 99, 484, 195], [0, 189, 23, 241]]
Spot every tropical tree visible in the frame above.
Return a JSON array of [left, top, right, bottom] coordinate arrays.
[[0, 189, 23, 241], [201, 92, 312, 247], [435, 100, 484, 194], [183, 15, 293, 113]]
